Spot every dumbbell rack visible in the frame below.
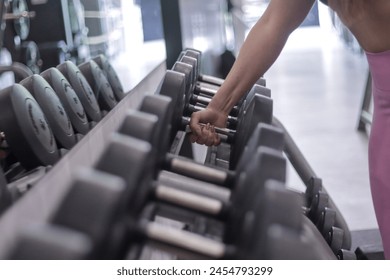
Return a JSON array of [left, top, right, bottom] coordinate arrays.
[[0, 62, 166, 258]]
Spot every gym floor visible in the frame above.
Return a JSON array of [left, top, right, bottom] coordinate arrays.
[[265, 25, 382, 249]]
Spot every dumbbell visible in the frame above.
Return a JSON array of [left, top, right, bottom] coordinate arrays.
[[91, 54, 126, 101], [40, 67, 90, 135], [172, 60, 270, 129], [52, 139, 302, 259], [57, 61, 102, 124], [4, 0, 35, 41], [158, 70, 273, 168], [180, 48, 267, 88], [19, 74, 77, 150], [117, 110, 285, 223], [120, 102, 283, 192], [0, 84, 61, 170], [139, 95, 278, 182], [78, 60, 118, 113], [178, 54, 268, 100]]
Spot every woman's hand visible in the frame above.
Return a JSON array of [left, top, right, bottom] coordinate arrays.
[[189, 107, 228, 146]]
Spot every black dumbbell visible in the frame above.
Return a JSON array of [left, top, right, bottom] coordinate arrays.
[[57, 61, 102, 124], [120, 102, 283, 191], [0, 84, 61, 170], [91, 54, 126, 101], [158, 70, 273, 168], [78, 60, 118, 113], [94, 133, 285, 220], [40, 67, 90, 135], [178, 54, 269, 100], [180, 48, 267, 88], [116, 111, 285, 223], [19, 74, 77, 150], [172, 60, 270, 129], [52, 140, 301, 259]]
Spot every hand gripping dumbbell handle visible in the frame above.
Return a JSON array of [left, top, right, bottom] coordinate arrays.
[[182, 116, 236, 142], [187, 104, 238, 128]]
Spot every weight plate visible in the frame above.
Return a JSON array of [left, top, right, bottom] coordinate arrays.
[[0, 84, 59, 169], [20, 74, 76, 149], [12, 0, 29, 40], [92, 55, 126, 101], [41, 67, 89, 135], [57, 61, 101, 122], [78, 60, 117, 111]]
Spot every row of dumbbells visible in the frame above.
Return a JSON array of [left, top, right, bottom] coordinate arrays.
[[162, 48, 349, 255], [6, 89, 327, 260], [3, 48, 346, 259], [0, 54, 126, 213], [6, 48, 337, 259]]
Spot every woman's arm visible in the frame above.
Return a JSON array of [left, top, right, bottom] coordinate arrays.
[[189, 0, 316, 145]]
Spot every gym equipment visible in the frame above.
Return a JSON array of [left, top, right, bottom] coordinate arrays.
[[57, 61, 102, 123], [53, 135, 305, 259], [158, 70, 273, 168], [272, 117, 351, 250], [181, 48, 266, 87], [92, 54, 126, 101], [0, 84, 60, 169], [115, 114, 286, 219], [178, 54, 269, 100], [7, 224, 92, 260], [4, 0, 34, 40], [172, 60, 270, 128], [338, 244, 385, 260], [40, 67, 90, 135], [20, 74, 77, 149], [78, 60, 118, 112], [120, 104, 284, 190]]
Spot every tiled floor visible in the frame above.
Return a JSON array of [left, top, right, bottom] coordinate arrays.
[[265, 26, 377, 235]]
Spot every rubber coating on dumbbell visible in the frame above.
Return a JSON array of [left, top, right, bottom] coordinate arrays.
[[57, 61, 102, 122], [92, 54, 126, 101], [78, 60, 117, 111], [0, 84, 59, 169], [41, 67, 90, 135], [20, 74, 76, 149]]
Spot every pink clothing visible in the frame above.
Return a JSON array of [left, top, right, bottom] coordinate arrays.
[[366, 50, 390, 259]]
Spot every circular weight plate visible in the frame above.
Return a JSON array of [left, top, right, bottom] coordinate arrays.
[[159, 70, 186, 140], [41, 68, 89, 135], [20, 75, 76, 149], [57, 61, 101, 122], [92, 55, 126, 101], [78, 60, 117, 111], [0, 84, 59, 169], [12, 0, 29, 40]]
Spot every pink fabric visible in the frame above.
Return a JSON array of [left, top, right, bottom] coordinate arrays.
[[366, 50, 390, 259]]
